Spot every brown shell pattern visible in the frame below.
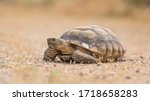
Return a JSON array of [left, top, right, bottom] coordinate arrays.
[[60, 25, 125, 59]]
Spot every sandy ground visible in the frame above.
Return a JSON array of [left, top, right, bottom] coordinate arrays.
[[0, 8, 150, 84]]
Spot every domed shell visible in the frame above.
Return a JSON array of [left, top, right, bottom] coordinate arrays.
[[60, 25, 125, 59]]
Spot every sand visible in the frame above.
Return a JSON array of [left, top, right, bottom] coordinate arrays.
[[0, 8, 150, 84]]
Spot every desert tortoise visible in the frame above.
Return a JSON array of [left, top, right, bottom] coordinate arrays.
[[43, 25, 126, 63]]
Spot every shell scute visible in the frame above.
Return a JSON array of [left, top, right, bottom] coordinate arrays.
[[60, 25, 125, 60]]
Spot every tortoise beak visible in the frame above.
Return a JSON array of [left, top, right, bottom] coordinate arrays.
[[47, 38, 55, 44]]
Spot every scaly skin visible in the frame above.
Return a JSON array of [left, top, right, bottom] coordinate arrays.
[[43, 48, 58, 61]]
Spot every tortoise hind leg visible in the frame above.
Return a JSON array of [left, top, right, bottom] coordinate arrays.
[[72, 50, 98, 64]]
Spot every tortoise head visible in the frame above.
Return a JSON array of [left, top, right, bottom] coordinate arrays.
[[47, 38, 65, 49]]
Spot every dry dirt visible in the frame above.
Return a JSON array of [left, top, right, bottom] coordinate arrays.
[[0, 7, 150, 84]]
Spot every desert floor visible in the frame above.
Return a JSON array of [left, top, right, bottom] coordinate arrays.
[[0, 7, 150, 84]]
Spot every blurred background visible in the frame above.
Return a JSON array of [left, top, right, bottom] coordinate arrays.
[[0, 0, 150, 83], [0, 0, 150, 18]]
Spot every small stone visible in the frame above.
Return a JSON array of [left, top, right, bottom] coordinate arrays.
[[140, 56, 145, 59], [125, 76, 131, 79], [53, 64, 56, 67], [135, 69, 140, 73], [128, 58, 134, 62]]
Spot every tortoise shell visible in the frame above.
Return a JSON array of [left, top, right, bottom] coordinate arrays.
[[60, 25, 125, 59]]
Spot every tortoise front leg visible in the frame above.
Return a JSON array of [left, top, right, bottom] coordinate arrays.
[[72, 50, 98, 64], [43, 48, 58, 61]]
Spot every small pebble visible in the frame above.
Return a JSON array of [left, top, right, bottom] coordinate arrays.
[[128, 58, 134, 62], [53, 64, 56, 67], [125, 76, 131, 79], [140, 56, 145, 59], [135, 69, 140, 73]]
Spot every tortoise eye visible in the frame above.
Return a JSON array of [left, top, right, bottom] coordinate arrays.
[[52, 39, 56, 41]]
